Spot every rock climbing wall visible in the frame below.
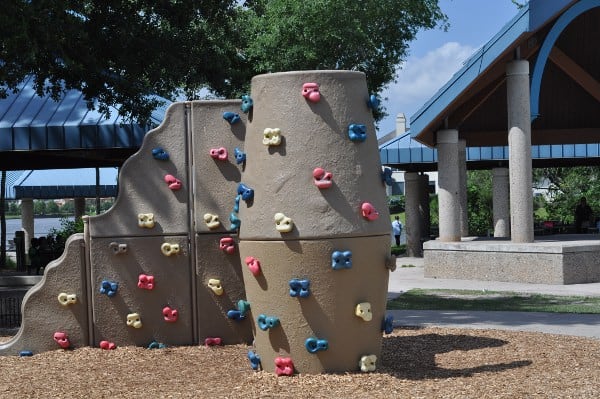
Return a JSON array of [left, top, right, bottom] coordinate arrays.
[[0, 72, 391, 374], [0, 234, 88, 356], [237, 71, 392, 374], [87, 100, 252, 347], [0, 100, 253, 355]]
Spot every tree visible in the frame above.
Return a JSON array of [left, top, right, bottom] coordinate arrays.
[[467, 170, 493, 236], [33, 200, 47, 216], [239, 0, 448, 117], [534, 167, 600, 224], [0, 0, 242, 123], [46, 201, 60, 215], [0, 1, 447, 123]]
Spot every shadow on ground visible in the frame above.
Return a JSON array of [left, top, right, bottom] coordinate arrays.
[[379, 331, 532, 379]]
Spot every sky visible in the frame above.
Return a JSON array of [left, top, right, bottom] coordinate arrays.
[[377, 0, 521, 136]]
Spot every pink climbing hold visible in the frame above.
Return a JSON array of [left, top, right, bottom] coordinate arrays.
[[53, 332, 70, 349], [274, 357, 294, 376], [361, 202, 379, 221], [99, 340, 117, 350], [312, 167, 333, 189], [204, 337, 223, 346], [137, 274, 155, 290], [209, 147, 228, 161], [244, 256, 262, 277], [163, 306, 179, 323], [219, 237, 236, 254], [164, 174, 182, 191], [302, 83, 320, 103]]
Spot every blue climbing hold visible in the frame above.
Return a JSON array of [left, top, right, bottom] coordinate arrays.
[[19, 350, 33, 357], [367, 94, 380, 110], [381, 168, 393, 186], [233, 195, 241, 213], [331, 250, 352, 270], [237, 300, 251, 316], [237, 183, 254, 201], [382, 315, 394, 334], [99, 280, 118, 297], [305, 337, 329, 353], [289, 278, 310, 298], [247, 350, 261, 370], [240, 95, 253, 113], [229, 212, 241, 231], [257, 314, 280, 331], [234, 147, 246, 164], [223, 111, 241, 124], [227, 309, 245, 321], [151, 147, 169, 161], [348, 124, 367, 142], [148, 341, 167, 349]]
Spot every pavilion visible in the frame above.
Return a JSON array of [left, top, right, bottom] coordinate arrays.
[[379, 0, 600, 284]]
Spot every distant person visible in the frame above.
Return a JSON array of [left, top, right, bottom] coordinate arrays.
[[392, 216, 403, 246], [575, 197, 593, 233]]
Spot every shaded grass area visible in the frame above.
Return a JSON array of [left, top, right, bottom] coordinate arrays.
[[387, 289, 600, 314]]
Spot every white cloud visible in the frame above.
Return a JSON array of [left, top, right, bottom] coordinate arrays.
[[379, 42, 476, 134]]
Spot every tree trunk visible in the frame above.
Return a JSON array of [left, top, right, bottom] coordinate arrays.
[[0, 170, 6, 267]]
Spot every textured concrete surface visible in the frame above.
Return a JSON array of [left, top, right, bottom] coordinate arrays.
[[423, 236, 600, 284], [239, 70, 391, 374], [507, 59, 534, 243]]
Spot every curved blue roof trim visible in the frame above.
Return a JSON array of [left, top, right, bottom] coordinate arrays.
[[408, 0, 574, 141], [530, 0, 600, 121], [409, 6, 531, 139]]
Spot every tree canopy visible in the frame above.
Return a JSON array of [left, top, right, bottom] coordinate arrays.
[[534, 167, 600, 224], [0, 0, 447, 124]]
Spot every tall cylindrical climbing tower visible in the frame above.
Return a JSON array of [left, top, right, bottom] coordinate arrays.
[[237, 71, 392, 374]]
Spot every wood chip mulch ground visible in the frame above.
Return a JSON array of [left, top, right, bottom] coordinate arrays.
[[0, 326, 598, 398]]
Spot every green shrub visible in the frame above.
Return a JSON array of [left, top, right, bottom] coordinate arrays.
[[388, 195, 405, 214], [391, 244, 406, 256]]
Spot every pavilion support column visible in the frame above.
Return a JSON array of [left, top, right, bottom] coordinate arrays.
[[436, 129, 461, 242], [492, 167, 510, 237], [458, 139, 468, 237], [507, 60, 533, 243], [20, 198, 34, 254], [74, 197, 86, 220], [419, 173, 431, 241], [405, 172, 423, 257]]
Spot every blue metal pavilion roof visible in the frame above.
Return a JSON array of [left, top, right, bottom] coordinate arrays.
[[9, 168, 118, 200], [380, 136, 600, 171], [0, 75, 168, 152]]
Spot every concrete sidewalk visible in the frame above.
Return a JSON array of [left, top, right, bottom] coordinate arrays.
[[387, 256, 600, 339]]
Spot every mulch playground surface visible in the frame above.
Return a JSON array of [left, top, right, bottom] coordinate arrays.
[[0, 326, 598, 398]]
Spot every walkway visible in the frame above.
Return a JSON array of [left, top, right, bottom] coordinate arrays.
[[387, 256, 600, 339]]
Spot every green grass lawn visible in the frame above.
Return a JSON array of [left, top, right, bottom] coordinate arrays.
[[387, 288, 600, 314]]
